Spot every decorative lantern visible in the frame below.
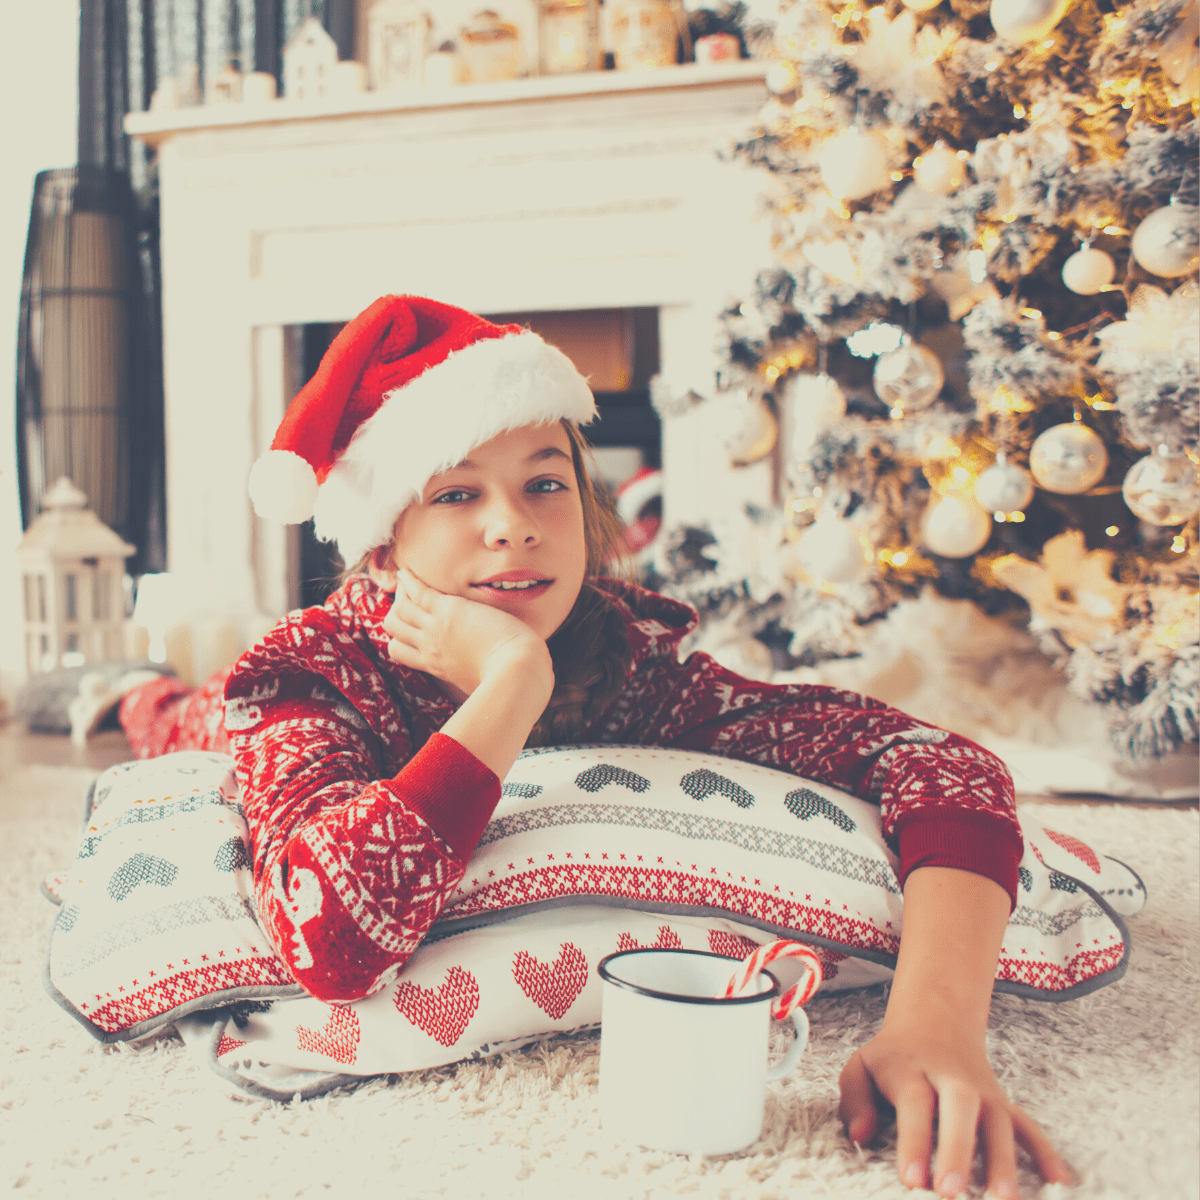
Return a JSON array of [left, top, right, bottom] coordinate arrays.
[[368, 0, 432, 91], [611, 0, 690, 71], [15, 477, 134, 677], [458, 10, 523, 82], [283, 17, 340, 100], [537, 0, 601, 75]]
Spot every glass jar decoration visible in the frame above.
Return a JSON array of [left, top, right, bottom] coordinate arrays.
[[611, 0, 690, 71], [368, 0, 432, 91], [459, 10, 523, 83], [537, 0, 601, 75]]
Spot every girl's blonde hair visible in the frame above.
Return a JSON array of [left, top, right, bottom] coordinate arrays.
[[341, 419, 633, 747]]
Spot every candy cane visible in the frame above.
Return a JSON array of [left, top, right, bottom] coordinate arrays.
[[719, 940, 824, 1019]]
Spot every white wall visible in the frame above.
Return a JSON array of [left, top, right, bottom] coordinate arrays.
[[1, 2, 80, 703]]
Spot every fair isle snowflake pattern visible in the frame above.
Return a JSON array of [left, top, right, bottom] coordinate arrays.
[[209, 576, 1028, 1004]]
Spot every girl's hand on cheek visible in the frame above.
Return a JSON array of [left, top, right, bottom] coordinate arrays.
[[381, 567, 552, 699], [838, 1017, 1071, 1198]]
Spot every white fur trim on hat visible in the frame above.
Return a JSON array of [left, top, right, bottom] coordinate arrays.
[[312, 330, 596, 563]]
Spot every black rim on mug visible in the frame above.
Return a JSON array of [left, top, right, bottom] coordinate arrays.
[[597, 948, 782, 1007]]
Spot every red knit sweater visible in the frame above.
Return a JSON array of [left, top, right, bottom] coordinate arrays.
[[121, 576, 1022, 1003]]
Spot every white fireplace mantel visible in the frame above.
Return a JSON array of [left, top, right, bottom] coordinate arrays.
[[127, 61, 774, 682]]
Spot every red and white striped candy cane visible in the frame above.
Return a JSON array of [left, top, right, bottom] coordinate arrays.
[[719, 940, 824, 1019]]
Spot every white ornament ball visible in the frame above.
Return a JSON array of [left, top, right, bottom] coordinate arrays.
[[901, 0, 943, 10], [1130, 204, 1200, 278], [818, 127, 890, 201], [1122, 449, 1200, 525], [1029, 423, 1109, 494], [765, 58, 799, 95], [1061, 246, 1116, 295], [713, 396, 778, 465], [913, 144, 964, 196], [921, 496, 993, 558], [873, 343, 945, 411], [786, 372, 847, 457], [974, 459, 1035, 512], [990, 0, 1070, 42], [711, 637, 775, 682], [798, 515, 872, 583]]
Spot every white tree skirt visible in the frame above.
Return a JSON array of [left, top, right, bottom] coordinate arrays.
[[767, 591, 1198, 802], [3, 764, 1197, 1200]]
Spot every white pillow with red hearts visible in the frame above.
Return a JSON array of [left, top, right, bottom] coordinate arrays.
[[45, 744, 1144, 1093], [175, 905, 857, 1101]]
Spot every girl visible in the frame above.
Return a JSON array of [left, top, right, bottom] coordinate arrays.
[[121, 295, 1070, 1199]]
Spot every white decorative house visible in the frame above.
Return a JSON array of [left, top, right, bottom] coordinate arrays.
[[16, 477, 134, 676], [283, 17, 340, 101]]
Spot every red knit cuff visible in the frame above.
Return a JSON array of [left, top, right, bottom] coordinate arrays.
[[895, 807, 1023, 911], [383, 732, 502, 862]]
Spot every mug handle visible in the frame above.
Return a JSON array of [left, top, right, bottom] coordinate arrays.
[[766, 1005, 809, 1081]]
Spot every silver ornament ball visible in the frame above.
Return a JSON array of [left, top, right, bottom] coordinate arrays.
[[818, 127, 890, 202], [1122, 449, 1200, 526], [786, 372, 847, 458], [913, 144, 964, 197], [873, 343, 945, 411], [1029, 423, 1109, 494], [714, 396, 777, 465], [1061, 246, 1115, 295], [974, 459, 1035, 512], [990, 0, 1070, 42], [798, 515, 871, 583], [921, 496, 993, 558], [1130, 203, 1200, 278], [765, 58, 798, 95]]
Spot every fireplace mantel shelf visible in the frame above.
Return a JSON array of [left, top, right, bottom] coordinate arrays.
[[125, 60, 769, 149]]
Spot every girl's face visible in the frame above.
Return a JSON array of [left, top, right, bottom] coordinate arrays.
[[379, 422, 588, 641]]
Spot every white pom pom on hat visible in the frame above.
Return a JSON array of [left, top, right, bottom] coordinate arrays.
[[248, 449, 320, 524], [246, 295, 597, 563]]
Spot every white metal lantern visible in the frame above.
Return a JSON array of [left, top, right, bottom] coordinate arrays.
[[368, 0, 432, 90], [537, 0, 601, 75], [15, 476, 134, 676]]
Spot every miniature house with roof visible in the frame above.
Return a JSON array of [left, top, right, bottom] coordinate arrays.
[[16, 476, 134, 676], [283, 17, 340, 101]]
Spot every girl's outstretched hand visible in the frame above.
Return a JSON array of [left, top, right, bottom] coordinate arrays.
[[381, 567, 552, 701], [839, 867, 1073, 1198], [838, 1014, 1072, 1198]]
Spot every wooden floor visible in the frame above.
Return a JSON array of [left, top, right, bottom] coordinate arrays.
[[0, 721, 135, 775]]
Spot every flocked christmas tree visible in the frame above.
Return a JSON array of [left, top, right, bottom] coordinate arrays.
[[645, 0, 1199, 761]]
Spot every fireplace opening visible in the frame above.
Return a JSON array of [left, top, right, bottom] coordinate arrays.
[[291, 308, 661, 607]]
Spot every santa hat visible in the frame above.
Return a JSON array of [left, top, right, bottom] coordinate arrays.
[[248, 295, 597, 563]]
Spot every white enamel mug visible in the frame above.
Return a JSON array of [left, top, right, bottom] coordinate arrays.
[[597, 948, 810, 1156]]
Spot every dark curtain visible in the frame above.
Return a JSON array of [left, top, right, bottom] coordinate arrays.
[[60, 0, 355, 574]]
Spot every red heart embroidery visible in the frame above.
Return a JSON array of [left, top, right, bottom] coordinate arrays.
[[617, 925, 683, 953], [217, 1034, 248, 1057], [1043, 827, 1101, 874], [295, 1004, 360, 1064], [707, 930, 760, 960], [810, 945, 849, 982], [512, 942, 588, 1020], [394, 965, 480, 1046]]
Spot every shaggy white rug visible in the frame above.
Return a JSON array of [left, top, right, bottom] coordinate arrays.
[[2, 763, 1196, 1200]]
